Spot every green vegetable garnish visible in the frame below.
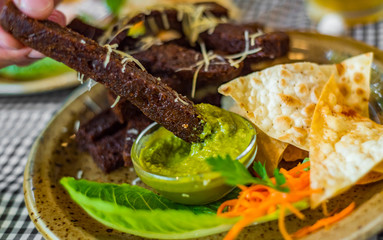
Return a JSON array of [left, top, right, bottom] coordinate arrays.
[[302, 158, 310, 171], [60, 177, 238, 239], [105, 0, 126, 16], [206, 155, 289, 192], [61, 177, 308, 239], [0, 58, 72, 80]]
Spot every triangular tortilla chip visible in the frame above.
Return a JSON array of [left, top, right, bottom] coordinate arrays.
[[357, 171, 383, 185], [282, 145, 308, 162], [373, 162, 383, 173], [255, 129, 288, 175], [333, 53, 372, 116], [310, 75, 383, 207], [222, 97, 288, 175], [219, 62, 328, 150], [219, 53, 373, 151]]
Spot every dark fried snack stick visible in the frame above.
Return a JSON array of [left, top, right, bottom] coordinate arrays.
[[199, 23, 289, 59], [76, 109, 126, 172], [0, 1, 205, 142], [132, 43, 243, 85], [123, 116, 153, 166]]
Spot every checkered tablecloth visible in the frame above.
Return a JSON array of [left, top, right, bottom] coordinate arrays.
[[1, 0, 383, 239]]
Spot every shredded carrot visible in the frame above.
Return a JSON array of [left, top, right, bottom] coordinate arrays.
[[217, 161, 356, 240], [321, 201, 329, 216], [291, 202, 355, 238], [284, 202, 305, 220], [279, 205, 292, 240]]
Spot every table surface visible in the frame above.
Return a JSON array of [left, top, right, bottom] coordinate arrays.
[[1, 0, 383, 239]]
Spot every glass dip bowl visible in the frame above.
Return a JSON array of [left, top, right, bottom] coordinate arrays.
[[131, 118, 257, 205]]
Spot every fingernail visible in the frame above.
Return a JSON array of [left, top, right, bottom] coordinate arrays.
[[48, 10, 67, 26], [14, 0, 54, 19], [27, 50, 45, 59]]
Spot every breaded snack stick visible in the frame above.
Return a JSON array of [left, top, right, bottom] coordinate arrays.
[[0, 1, 205, 142]]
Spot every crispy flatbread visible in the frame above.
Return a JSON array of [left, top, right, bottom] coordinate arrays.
[[219, 53, 373, 151], [222, 97, 288, 175], [282, 145, 308, 162], [357, 171, 383, 185], [219, 62, 327, 150], [310, 75, 383, 207], [254, 129, 287, 175], [333, 54, 371, 117]]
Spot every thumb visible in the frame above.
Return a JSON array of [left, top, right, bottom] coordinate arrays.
[[13, 0, 54, 20]]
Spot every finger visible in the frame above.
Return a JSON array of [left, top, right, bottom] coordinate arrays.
[[0, 47, 32, 68], [0, 27, 23, 49], [15, 59, 36, 67], [48, 10, 66, 26], [13, 0, 54, 20], [27, 50, 45, 59]]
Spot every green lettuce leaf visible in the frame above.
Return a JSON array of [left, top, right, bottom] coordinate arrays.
[[60, 177, 238, 239], [60, 177, 309, 239], [0, 57, 72, 80]]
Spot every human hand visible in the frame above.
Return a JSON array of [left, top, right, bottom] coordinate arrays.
[[0, 0, 65, 68]]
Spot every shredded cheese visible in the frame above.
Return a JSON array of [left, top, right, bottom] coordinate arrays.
[[147, 16, 159, 34], [199, 41, 210, 71], [129, 3, 226, 45], [73, 120, 80, 132], [87, 78, 97, 91], [129, 36, 162, 54], [127, 128, 139, 135], [103, 44, 116, 68], [225, 30, 264, 68], [114, 49, 146, 71], [77, 72, 85, 84], [175, 94, 189, 105], [108, 24, 134, 44], [76, 170, 83, 179], [110, 95, 121, 108], [132, 177, 141, 185], [121, 57, 132, 73], [227, 30, 249, 68], [191, 64, 203, 99], [249, 30, 264, 46], [161, 11, 170, 30]]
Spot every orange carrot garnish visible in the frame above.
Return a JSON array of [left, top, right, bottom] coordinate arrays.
[[291, 202, 355, 238], [217, 161, 356, 240]]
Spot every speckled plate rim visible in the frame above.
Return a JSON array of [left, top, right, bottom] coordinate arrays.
[[23, 82, 92, 240], [0, 71, 79, 96], [23, 31, 383, 240]]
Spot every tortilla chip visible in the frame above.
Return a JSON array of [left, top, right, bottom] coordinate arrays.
[[373, 162, 383, 173], [310, 75, 383, 207], [282, 145, 308, 162], [255, 129, 288, 175], [222, 97, 288, 175], [357, 171, 383, 185], [332, 52, 372, 116], [219, 53, 373, 150], [219, 62, 327, 150]]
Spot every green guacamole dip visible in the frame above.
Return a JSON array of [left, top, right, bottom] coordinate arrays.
[[139, 103, 254, 177]]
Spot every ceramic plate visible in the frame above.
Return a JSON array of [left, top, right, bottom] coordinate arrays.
[[0, 72, 79, 95], [24, 31, 383, 240]]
